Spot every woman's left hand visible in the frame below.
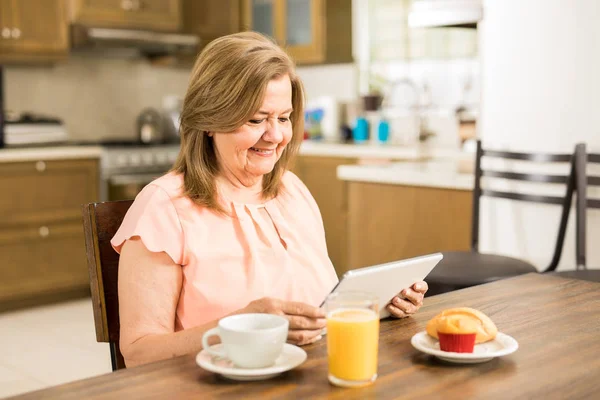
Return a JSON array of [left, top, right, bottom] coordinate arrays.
[[386, 281, 428, 318]]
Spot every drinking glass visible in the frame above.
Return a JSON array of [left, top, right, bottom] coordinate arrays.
[[325, 291, 379, 387]]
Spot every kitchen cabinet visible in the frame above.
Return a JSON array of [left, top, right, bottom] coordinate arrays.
[[0, 0, 69, 63], [70, 0, 181, 32], [182, 0, 241, 50], [293, 156, 355, 276], [346, 182, 472, 271], [241, 0, 352, 64], [0, 158, 99, 311]]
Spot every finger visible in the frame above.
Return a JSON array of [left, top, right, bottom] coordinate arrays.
[[286, 315, 327, 330], [288, 329, 322, 345], [306, 334, 323, 345], [400, 288, 424, 307], [280, 301, 326, 318], [391, 297, 418, 315], [412, 281, 429, 294], [387, 304, 409, 319]]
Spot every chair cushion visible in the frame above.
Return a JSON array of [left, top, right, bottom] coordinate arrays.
[[426, 251, 538, 287], [549, 270, 600, 283]]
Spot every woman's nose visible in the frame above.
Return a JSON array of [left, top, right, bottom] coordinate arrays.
[[263, 119, 284, 143]]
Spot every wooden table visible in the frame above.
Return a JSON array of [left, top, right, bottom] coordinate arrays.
[[10, 274, 600, 399]]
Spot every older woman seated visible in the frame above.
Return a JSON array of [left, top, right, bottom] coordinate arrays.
[[112, 32, 428, 367]]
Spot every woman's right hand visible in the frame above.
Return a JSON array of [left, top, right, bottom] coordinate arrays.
[[242, 297, 326, 346]]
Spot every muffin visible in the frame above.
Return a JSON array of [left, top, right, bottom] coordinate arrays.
[[435, 315, 478, 352], [426, 308, 498, 353]]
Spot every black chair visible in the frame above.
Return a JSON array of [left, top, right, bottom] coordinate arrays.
[[426, 140, 576, 296], [551, 143, 600, 282]]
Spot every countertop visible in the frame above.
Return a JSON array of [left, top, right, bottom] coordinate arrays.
[[337, 159, 475, 191], [299, 141, 465, 160], [0, 145, 104, 162]]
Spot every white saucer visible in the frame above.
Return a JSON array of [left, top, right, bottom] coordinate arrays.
[[196, 343, 307, 381], [410, 331, 519, 364]]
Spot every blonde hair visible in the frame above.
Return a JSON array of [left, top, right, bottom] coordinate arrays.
[[171, 32, 305, 213]]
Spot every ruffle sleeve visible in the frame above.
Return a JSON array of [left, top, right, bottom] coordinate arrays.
[[110, 184, 184, 265]]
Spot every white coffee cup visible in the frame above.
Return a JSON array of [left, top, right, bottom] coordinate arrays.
[[202, 313, 289, 369]]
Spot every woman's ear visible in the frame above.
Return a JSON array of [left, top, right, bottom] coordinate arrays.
[[206, 131, 213, 137]]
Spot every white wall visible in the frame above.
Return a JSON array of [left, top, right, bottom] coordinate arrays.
[[479, 0, 600, 270], [5, 56, 356, 142], [5, 55, 191, 142]]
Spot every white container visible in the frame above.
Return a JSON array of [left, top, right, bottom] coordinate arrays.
[[305, 96, 341, 142]]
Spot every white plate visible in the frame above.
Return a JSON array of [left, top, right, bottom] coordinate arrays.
[[410, 331, 519, 364], [196, 343, 307, 381]]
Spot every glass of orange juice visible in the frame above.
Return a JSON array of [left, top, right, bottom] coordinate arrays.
[[325, 291, 379, 388]]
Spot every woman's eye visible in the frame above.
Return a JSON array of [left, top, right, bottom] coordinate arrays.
[[249, 119, 265, 125], [279, 117, 290, 123]]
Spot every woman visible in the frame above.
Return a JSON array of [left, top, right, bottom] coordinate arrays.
[[112, 32, 428, 368]]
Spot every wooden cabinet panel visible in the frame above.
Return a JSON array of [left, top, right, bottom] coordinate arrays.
[[0, 0, 69, 63], [0, 157, 99, 310], [71, 0, 181, 31], [182, 0, 240, 49], [0, 221, 90, 303], [241, 0, 352, 65], [347, 182, 472, 271], [281, 0, 324, 64], [295, 156, 354, 276], [0, 159, 99, 225]]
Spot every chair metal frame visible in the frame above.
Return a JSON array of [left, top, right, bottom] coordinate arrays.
[[574, 143, 600, 269], [470, 140, 576, 272]]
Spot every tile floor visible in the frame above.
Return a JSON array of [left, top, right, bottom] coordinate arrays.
[[0, 298, 112, 399]]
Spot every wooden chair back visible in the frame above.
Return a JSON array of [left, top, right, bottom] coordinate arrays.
[[82, 200, 133, 371], [472, 140, 576, 272]]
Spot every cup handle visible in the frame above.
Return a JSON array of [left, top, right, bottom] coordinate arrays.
[[202, 327, 226, 358]]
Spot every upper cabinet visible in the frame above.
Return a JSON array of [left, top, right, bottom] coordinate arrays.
[[70, 0, 182, 32], [182, 0, 240, 49], [241, 0, 352, 65], [0, 0, 69, 63]]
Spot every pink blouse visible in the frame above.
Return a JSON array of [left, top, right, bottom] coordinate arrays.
[[111, 171, 339, 330]]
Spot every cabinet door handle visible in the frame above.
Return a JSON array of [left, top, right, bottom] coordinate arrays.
[[35, 160, 46, 172], [121, 0, 133, 11], [11, 28, 21, 39], [1, 27, 10, 39], [39, 226, 50, 238]]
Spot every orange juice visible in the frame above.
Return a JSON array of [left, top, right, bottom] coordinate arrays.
[[327, 308, 379, 383]]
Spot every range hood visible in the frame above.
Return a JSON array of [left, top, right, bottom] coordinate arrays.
[[408, 0, 482, 29], [71, 24, 200, 57]]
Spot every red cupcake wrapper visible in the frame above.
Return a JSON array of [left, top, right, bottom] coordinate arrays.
[[437, 332, 476, 353]]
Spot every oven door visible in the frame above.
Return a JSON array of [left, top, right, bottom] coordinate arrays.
[[107, 173, 164, 201]]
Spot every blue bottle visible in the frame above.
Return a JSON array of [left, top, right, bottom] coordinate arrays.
[[353, 117, 369, 143], [377, 119, 390, 143]]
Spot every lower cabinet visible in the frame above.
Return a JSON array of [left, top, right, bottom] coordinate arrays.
[[346, 182, 472, 271], [0, 158, 99, 310], [294, 155, 473, 277], [293, 156, 354, 276]]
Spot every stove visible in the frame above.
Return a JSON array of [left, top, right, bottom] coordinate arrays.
[[94, 141, 181, 201]]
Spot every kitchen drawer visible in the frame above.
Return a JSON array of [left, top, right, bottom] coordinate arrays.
[[0, 158, 99, 225], [0, 220, 90, 304]]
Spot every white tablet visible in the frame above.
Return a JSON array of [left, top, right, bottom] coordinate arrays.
[[321, 253, 443, 319]]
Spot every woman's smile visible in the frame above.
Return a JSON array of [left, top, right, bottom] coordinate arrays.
[[249, 146, 277, 157]]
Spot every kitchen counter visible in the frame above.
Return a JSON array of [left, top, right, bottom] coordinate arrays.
[[337, 159, 475, 191], [0, 145, 104, 162], [299, 141, 464, 160]]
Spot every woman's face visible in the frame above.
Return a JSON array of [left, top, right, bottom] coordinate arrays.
[[212, 74, 294, 185]]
